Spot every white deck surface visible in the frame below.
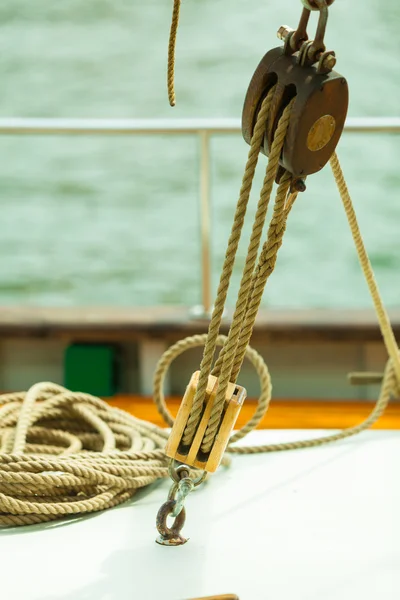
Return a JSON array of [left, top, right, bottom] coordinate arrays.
[[1, 429, 400, 600]]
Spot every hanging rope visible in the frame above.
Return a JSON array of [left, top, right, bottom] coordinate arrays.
[[200, 171, 294, 453], [167, 0, 181, 106], [180, 85, 278, 446], [229, 187, 299, 384], [330, 152, 400, 382], [180, 94, 298, 454]]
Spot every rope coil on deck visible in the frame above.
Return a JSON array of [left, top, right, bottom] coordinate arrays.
[[0, 383, 170, 527]]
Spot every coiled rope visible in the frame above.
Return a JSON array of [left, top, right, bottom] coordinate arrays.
[[0, 383, 170, 527], [0, 340, 272, 528]]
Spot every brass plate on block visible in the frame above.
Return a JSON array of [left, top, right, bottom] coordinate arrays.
[[307, 114, 336, 151], [242, 46, 349, 176]]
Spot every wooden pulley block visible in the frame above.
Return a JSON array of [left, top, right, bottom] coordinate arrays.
[[165, 371, 246, 473], [242, 46, 349, 177]]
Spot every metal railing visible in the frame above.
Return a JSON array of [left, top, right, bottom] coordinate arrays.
[[1, 116, 399, 314]]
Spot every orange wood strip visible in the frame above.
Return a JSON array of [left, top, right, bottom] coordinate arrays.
[[108, 396, 400, 430]]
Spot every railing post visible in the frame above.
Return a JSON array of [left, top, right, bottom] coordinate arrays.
[[193, 129, 212, 318]]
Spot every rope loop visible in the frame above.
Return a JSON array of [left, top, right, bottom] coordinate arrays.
[[153, 334, 272, 445]]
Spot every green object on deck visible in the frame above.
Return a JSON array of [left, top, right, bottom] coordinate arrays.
[[64, 344, 118, 397]]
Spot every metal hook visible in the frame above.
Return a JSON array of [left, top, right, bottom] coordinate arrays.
[[155, 461, 207, 546], [156, 499, 188, 546]]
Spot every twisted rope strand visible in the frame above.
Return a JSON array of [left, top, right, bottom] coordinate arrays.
[[330, 152, 400, 382], [181, 86, 277, 446], [230, 187, 298, 383], [200, 169, 293, 453], [228, 358, 399, 454], [213, 178, 295, 383], [212, 106, 295, 381], [230, 171, 293, 383], [167, 0, 181, 106], [198, 101, 295, 453]]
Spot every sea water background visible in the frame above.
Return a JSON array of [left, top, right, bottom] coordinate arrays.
[[0, 0, 399, 309]]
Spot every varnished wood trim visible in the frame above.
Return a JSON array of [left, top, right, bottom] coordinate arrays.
[[108, 396, 400, 430], [0, 306, 398, 342]]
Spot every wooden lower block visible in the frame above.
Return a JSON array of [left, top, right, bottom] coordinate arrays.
[[164, 371, 202, 460], [165, 371, 246, 472]]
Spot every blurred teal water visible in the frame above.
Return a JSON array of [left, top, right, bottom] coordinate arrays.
[[0, 0, 399, 308]]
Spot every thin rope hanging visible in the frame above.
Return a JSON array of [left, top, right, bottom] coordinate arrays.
[[167, 0, 181, 106]]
